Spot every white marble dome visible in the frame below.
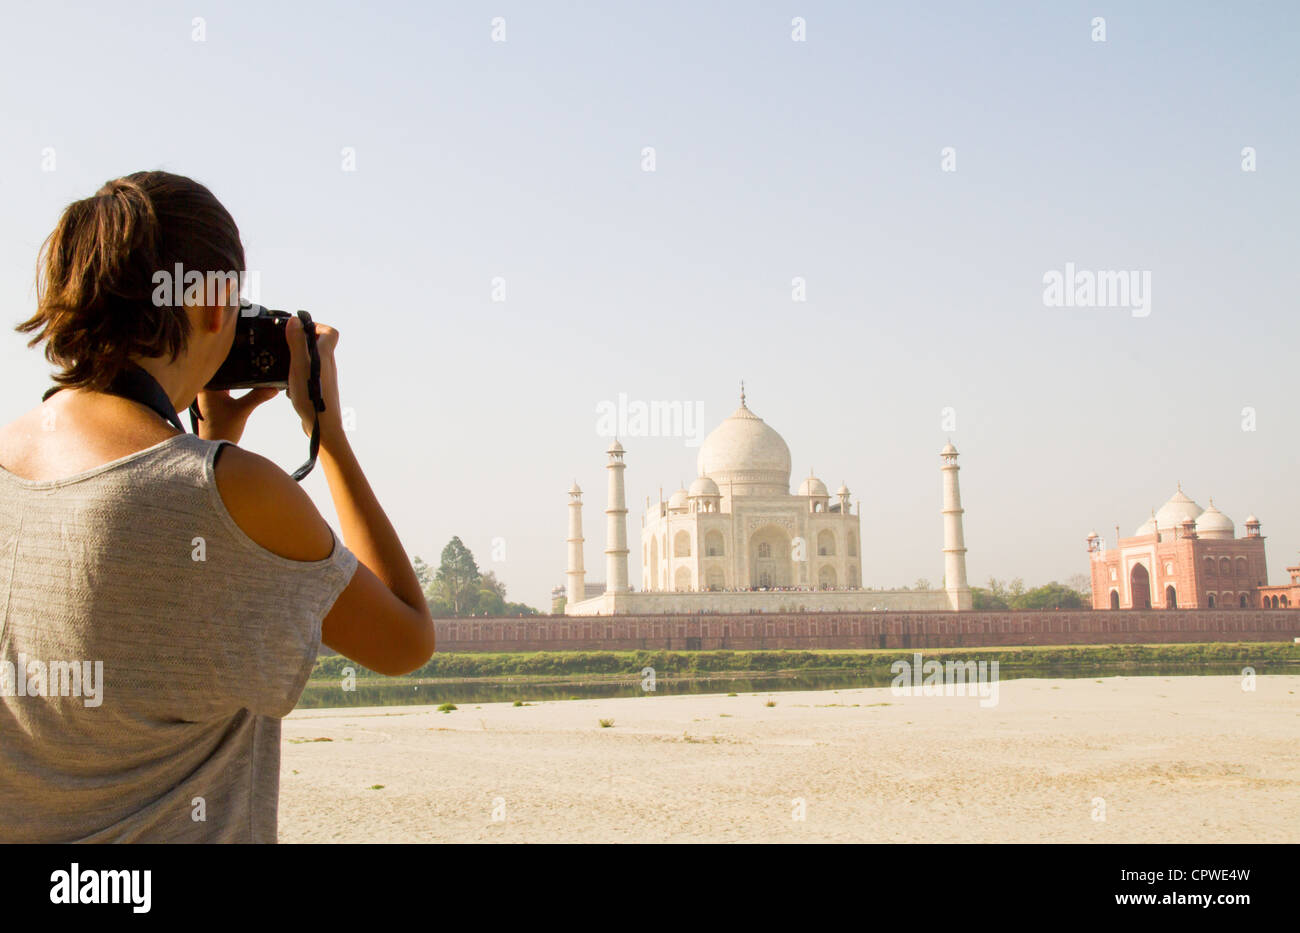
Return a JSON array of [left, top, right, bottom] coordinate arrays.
[[688, 475, 720, 498], [1136, 486, 1203, 536], [1195, 501, 1235, 539], [1156, 487, 1203, 529], [697, 398, 792, 496], [667, 487, 689, 511], [797, 474, 829, 498]]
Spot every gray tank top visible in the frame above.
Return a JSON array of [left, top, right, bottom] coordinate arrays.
[[0, 432, 356, 842]]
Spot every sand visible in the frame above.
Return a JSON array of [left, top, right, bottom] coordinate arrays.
[[278, 675, 1300, 843]]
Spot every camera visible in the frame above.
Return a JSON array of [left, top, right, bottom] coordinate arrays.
[[196, 302, 324, 481], [206, 302, 294, 390]]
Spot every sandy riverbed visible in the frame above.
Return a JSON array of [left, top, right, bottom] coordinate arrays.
[[278, 674, 1300, 843]]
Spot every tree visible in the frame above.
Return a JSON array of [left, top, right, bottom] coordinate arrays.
[[913, 578, 932, 591], [1066, 573, 1092, 600], [413, 556, 438, 606], [971, 587, 1009, 611], [476, 588, 505, 616], [434, 537, 481, 615], [413, 544, 543, 617], [479, 569, 507, 599], [1012, 582, 1085, 610]]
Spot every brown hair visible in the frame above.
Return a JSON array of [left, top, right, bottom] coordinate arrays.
[[16, 171, 245, 392]]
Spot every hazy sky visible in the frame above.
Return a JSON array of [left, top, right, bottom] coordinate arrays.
[[2, 1, 1297, 610]]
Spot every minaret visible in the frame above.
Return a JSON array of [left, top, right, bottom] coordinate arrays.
[[566, 482, 585, 606], [941, 442, 972, 610], [605, 440, 630, 594]]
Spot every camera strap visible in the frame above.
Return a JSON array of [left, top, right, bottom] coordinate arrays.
[[42, 364, 186, 433], [186, 309, 323, 481], [291, 310, 325, 482], [39, 312, 324, 483]]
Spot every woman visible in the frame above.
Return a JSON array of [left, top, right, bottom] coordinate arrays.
[[0, 171, 435, 842]]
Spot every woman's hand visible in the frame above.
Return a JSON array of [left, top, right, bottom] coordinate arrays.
[[285, 314, 345, 449], [194, 387, 279, 444]]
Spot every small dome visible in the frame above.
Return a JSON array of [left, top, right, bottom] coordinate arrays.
[[569, 481, 582, 495], [797, 474, 829, 498], [1245, 514, 1260, 524], [941, 442, 958, 455], [1086, 530, 1099, 539], [667, 488, 689, 510], [607, 439, 624, 454], [837, 483, 850, 496], [1195, 501, 1235, 539], [688, 475, 720, 498]]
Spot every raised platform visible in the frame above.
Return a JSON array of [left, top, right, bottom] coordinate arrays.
[[434, 609, 1300, 653], [564, 588, 957, 615]]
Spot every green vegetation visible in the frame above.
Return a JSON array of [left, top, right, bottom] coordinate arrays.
[[312, 642, 1299, 682], [436, 702, 457, 713], [598, 719, 614, 728], [971, 576, 1091, 610], [412, 538, 539, 617]]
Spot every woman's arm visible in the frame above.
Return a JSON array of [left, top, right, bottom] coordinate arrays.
[[212, 315, 435, 676], [214, 447, 435, 675], [314, 434, 437, 672]]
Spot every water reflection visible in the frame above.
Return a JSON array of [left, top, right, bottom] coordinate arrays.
[[296, 662, 1279, 710]]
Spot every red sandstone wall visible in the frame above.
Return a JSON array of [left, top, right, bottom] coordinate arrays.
[[433, 610, 1300, 652]]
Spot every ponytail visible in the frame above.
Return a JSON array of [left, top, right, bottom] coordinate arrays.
[[16, 171, 245, 392]]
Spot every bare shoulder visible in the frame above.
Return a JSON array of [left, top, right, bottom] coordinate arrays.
[[213, 443, 335, 562]]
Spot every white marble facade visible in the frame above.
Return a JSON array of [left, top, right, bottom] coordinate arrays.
[[565, 390, 971, 615]]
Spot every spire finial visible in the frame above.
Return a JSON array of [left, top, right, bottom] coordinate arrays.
[[739, 379, 746, 407]]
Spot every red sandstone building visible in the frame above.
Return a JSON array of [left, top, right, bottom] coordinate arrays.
[[1087, 486, 1295, 610]]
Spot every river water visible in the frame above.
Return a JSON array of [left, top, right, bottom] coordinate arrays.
[[295, 662, 1287, 710]]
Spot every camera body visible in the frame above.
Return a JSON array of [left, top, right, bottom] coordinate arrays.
[[206, 302, 293, 390]]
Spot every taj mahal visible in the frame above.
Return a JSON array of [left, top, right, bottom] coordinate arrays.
[[563, 388, 973, 615]]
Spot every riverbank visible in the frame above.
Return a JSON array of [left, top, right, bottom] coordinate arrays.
[[311, 641, 1300, 680], [279, 673, 1300, 843]]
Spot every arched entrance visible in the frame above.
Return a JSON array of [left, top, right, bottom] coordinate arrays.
[[748, 525, 792, 589], [1165, 585, 1177, 609], [1109, 590, 1120, 610], [1130, 563, 1151, 609]]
